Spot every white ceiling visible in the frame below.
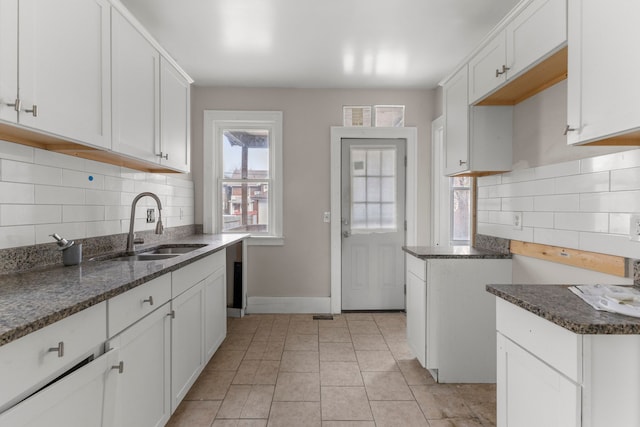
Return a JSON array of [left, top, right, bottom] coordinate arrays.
[[119, 0, 521, 89]]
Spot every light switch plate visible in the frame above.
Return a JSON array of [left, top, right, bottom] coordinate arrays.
[[630, 214, 640, 241], [323, 212, 331, 223], [513, 212, 523, 230]]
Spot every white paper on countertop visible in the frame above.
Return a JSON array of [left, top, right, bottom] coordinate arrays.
[[569, 284, 640, 318]]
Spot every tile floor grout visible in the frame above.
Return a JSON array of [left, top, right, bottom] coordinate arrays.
[[167, 312, 496, 427]]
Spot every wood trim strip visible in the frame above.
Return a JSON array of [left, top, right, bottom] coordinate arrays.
[[510, 240, 627, 277]]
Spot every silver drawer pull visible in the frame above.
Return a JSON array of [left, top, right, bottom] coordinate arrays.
[[24, 104, 38, 117], [167, 310, 175, 319], [157, 152, 169, 160], [6, 98, 21, 112], [459, 160, 467, 166], [143, 296, 154, 306], [564, 125, 577, 135], [48, 341, 64, 358], [111, 361, 124, 374]]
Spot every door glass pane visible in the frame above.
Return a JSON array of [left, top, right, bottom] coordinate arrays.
[[221, 181, 269, 232], [350, 146, 397, 232], [222, 129, 270, 179]]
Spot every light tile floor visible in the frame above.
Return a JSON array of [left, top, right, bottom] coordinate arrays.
[[167, 313, 496, 427]]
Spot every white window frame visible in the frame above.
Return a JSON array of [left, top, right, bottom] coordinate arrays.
[[203, 110, 283, 245]]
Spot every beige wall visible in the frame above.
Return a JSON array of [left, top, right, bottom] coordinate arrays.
[[192, 87, 436, 298], [512, 80, 628, 169]]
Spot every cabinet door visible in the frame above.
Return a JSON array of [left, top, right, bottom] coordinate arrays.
[[160, 57, 190, 172], [405, 269, 426, 368], [108, 304, 171, 427], [443, 66, 469, 175], [497, 333, 580, 427], [0, 0, 17, 123], [18, 0, 111, 149], [505, 0, 566, 79], [171, 281, 205, 412], [204, 266, 227, 361], [468, 34, 506, 104], [112, 9, 160, 163], [0, 349, 119, 427], [567, 0, 640, 145]]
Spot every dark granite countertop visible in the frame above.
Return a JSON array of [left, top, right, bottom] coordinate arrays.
[[487, 284, 640, 335], [0, 234, 248, 347], [403, 245, 512, 259]]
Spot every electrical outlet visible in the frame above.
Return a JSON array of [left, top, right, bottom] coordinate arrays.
[[146, 208, 155, 223], [513, 212, 523, 230], [323, 212, 331, 223], [180, 207, 184, 220], [630, 214, 640, 242]]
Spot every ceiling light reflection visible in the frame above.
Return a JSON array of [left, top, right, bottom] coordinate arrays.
[[220, 0, 272, 53], [342, 48, 408, 77]]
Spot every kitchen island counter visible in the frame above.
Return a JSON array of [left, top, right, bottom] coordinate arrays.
[[403, 245, 511, 259]]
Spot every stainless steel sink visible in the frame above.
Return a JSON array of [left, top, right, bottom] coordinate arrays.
[[110, 253, 181, 261], [148, 245, 206, 254]]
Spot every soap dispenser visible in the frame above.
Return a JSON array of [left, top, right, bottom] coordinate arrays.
[[51, 233, 82, 266]]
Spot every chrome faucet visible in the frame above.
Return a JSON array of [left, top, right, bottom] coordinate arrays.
[[127, 192, 164, 253]]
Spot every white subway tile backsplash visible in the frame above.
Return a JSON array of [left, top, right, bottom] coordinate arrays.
[[0, 140, 34, 163], [62, 205, 105, 222], [86, 189, 121, 206], [105, 205, 129, 221], [34, 149, 84, 171], [611, 167, 640, 191], [609, 213, 631, 235], [580, 149, 640, 173], [0, 225, 35, 249], [166, 175, 194, 188], [534, 194, 580, 212], [35, 185, 84, 205], [0, 205, 61, 226], [502, 197, 534, 212], [477, 148, 640, 260], [534, 160, 581, 180], [104, 176, 135, 193], [85, 220, 121, 238], [1, 160, 62, 185], [579, 232, 640, 259], [0, 182, 34, 204], [83, 159, 122, 178], [534, 228, 580, 249], [554, 212, 609, 233], [523, 212, 554, 228], [61, 169, 105, 190], [580, 191, 640, 213], [555, 172, 609, 194]]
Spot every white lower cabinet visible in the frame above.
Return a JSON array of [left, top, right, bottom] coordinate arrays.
[[496, 298, 640, 426], [204, 265, 227, 361], [0, 348, 120, 427], [107, 303, 171, 427], [405, 254, 511, 382]]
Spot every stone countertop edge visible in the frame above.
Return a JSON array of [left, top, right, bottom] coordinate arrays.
[[487, 284, 640, 335], [403, 245, 512, 259], [0, 234, 249, 347]]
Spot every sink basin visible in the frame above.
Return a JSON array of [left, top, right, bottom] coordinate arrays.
[[110, 253, 180, 261], [148, 245, 206, 255]]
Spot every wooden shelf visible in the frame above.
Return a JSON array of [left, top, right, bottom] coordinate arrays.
[[475, 46, 568, 107], [0, 122, 183, 174]]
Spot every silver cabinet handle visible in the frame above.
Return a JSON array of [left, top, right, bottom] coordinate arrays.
[[157, 152, 169, 160], [48, 341, 64, 358], [24, 104, 38, 117], [459, 160, 467, 166], [111, 361, 124, 374], [495, 65, 510, 77], [143, 296, 154, 306], [167, 310, 175, 319], [6, 99, 21, 112], [564, 125, 577, 135]]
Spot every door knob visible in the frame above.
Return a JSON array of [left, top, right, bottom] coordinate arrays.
[[343, 231, 351, 238]]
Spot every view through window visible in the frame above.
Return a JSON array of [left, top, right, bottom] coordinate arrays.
[[451, 176, 471, 243], [221, 129, 270, 233]]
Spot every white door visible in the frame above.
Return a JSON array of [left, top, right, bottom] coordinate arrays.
[[341, 139, 406, 310]]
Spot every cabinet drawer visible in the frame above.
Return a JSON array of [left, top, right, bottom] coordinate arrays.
[[406, 254, 426, 282], [172, 250, 225, 297], [107, 274, 171, 337], [496, 298, 582, 382], [0, 302, 107, 412]]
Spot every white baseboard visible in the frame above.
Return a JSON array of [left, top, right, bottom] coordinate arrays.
[[246, 296, 331, 314]]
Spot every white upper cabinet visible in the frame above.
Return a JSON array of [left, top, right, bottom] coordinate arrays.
[[468, 0, 567, 105], [160, 58, 191, 173], [3, 0, 111, 149], [443, 65, 513, 176], [112, 8, 160, 164], [567, 0, 640, 146], [0, 0, 18, 124]]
